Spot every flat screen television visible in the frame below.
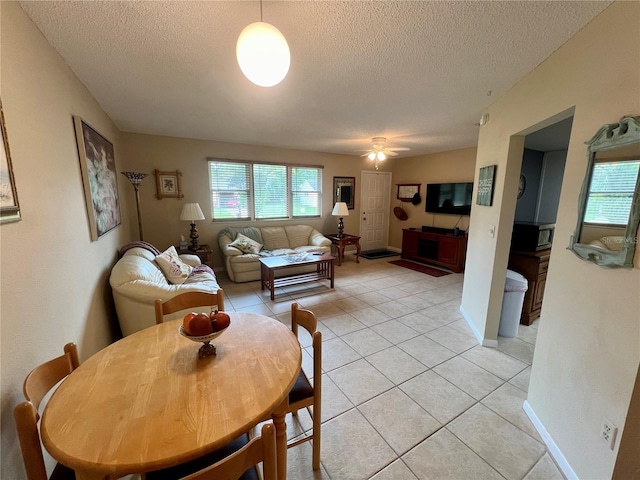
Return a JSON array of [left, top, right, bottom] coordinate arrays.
[[426, 182, 474, 215]]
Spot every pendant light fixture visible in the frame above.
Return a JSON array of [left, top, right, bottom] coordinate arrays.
[[236, 0, 290, 87]]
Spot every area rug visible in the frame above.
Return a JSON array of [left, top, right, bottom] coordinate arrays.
[[389, 259, 452, 277], [360, 249, 400, 260]]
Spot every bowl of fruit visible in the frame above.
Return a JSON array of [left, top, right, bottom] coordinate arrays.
[[179, 310, 231, 358]]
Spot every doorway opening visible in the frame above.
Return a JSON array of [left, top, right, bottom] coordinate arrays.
[[504, 115, 573, 353]]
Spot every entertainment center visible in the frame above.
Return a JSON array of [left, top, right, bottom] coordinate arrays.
[[401, 227, 467, 273]]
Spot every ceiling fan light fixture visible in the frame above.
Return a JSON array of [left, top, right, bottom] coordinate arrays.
[[377, 151, 386, 161], [236, 21, 290, 87], [368, 152, 376, 161]]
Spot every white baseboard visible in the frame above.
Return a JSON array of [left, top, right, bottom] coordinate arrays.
[[459, 305, 498, 348], [523, 400, 578, 480]]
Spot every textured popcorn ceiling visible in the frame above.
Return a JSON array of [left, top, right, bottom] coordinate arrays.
[[18, 1, 611, 157]]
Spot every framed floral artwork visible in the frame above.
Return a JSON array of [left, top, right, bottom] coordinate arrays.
[[154, 170, 184, 199], [0, 99, 21, 224], [73, 116, 121, 240]]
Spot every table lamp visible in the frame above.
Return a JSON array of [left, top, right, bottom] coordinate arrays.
[[332, 202, 349, 238], [180, 202, 205, 251]]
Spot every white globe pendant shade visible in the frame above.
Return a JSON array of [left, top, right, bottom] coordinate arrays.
[[236, 21, 290, 87]]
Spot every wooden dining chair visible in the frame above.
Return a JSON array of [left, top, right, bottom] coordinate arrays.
[[13, 342, 80, 480], [287, 302, 322, 470], [178, 423, 276, 480], [154, 290, 225, 325], [146, 424, 275, 480]]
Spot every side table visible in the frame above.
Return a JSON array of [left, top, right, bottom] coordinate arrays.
[[178, 244, 213, 268], [326, 234, 361, 266]]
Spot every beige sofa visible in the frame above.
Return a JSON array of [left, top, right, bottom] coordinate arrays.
[[110, 243, 222, 336], [218, 225, 331, 282]]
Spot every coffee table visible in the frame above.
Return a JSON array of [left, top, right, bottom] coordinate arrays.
[[260, 253, 335, 300]]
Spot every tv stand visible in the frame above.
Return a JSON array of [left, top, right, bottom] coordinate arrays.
[[401, 228, 467, 273]]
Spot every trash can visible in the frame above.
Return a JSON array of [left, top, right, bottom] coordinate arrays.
[[499, 269, 528, 338]]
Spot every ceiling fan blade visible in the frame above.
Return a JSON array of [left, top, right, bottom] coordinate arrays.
[[388, 147, 411, 151], [385, 150, 399, 156], [360, 152, 373, 157]]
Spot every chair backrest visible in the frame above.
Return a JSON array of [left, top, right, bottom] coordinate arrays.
[[14, 343, 80, 480], [291, 303, 322, 391], [180, 423, 276, 480], [154, 290, 225, 325]]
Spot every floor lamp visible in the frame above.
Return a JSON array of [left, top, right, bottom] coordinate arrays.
[[121, 172, 147, 241]]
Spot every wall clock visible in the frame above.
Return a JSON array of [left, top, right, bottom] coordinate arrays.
[[518, 174, 526, 199]]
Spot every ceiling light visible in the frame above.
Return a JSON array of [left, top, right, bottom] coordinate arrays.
[[368, 152, 376, 160], [377, 151, 386, 161], [236, 2, 290, 87]]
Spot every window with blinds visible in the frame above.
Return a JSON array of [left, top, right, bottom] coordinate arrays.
[[584, 159, 640, 225], [208, 160, 322, 221]]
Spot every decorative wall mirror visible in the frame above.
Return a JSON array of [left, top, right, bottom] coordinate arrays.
[[333, 176, 355, 209], [569, 116, 640, 267]]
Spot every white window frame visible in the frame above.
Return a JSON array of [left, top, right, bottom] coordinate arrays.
[[208, 159, 323, 222]]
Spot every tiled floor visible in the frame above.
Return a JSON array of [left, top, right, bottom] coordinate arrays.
[[217, 255, 565, 480]]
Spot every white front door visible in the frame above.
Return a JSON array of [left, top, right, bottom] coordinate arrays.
[[359, 171, 392, 252]]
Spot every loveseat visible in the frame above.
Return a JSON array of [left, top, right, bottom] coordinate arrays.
[[110, 242, 223, 336], [218, 225, 331, 282]]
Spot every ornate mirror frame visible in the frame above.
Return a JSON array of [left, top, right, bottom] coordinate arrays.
[[568, 116, 640, 268]]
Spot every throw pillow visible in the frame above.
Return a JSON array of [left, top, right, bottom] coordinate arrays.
[[230, 233, 263, 254], [155, 246, 193, 284]]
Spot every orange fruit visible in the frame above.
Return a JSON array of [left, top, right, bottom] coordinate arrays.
[[182, 312, 198, 335]]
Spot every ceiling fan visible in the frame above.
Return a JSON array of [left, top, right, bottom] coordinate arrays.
[[360, 137, 410, 162]]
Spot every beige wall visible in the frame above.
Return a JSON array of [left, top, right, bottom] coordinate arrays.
[[2, 1, 639, 479], [461, 2, 640, 478], [386, 147, 476, 248], [121, 132, 372, 267], [0, 3, 132, 477]]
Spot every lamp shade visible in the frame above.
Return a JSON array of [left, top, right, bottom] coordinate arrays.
[[332, 202, 349, 217], [236, 21, 290, 87], [180, 203, 205, 222]]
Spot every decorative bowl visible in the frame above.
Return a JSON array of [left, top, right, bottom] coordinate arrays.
[[179, 325, 229, 358]]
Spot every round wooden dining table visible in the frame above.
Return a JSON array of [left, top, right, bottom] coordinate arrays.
[[41, 312, 301, 480]]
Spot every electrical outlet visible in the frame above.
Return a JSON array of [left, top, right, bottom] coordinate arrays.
[[600, 417, 618, 450]]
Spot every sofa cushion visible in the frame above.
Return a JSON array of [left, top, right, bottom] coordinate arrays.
[[155, 246, 193, 284], [285, 225, 313, 249], [110, 248, 170, 287], [230, 233, 263, 254], [261, 227, 290, 251], [219, 227, 263, 244]]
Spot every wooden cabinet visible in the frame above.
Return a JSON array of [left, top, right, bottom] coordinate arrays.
[[507, 249, 551, 325], [401, 228, 467, 273]]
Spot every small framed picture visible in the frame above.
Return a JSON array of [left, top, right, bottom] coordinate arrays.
[[154, 170, 184, 199], [397, 183, 420, 201], [477, 165, 496, 206]]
